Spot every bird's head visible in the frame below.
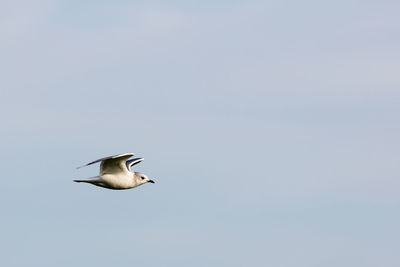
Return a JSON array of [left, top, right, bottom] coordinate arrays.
[[134, 172, 155, 185]]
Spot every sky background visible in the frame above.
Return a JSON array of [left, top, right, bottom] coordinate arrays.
[[1, 0, 399, 266]]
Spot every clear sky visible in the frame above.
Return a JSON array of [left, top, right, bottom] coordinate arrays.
[[1, 0, 399, 266]]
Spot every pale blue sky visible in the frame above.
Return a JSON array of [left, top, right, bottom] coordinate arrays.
[[1, 1, 399, 266]]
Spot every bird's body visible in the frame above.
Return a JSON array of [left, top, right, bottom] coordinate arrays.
[[74, 153, 155, 190]]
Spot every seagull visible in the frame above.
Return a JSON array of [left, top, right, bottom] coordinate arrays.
[[74, 153, 155, 190]]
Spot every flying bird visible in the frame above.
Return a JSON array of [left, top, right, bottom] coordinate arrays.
[[74, 153, 155, 190]]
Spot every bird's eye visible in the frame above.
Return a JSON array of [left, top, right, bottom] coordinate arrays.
[[141, 176, 145, 180]]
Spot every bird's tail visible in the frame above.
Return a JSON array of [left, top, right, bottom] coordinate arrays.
[[73, 179, 87, 183], [73, 176, 101, 184]]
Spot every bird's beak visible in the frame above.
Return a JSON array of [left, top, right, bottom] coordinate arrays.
[[148, 180, 155, 184]]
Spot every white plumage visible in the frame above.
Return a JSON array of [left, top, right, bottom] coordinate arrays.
[[74, 153, 155, 190]]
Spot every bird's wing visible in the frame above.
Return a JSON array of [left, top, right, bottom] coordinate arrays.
[[126, 158, 144, 170], [100, 153, 134, 175], [77, 153, 134, 175]]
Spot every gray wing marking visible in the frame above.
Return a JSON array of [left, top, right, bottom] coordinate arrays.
[[126, 158, 144, 170]]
